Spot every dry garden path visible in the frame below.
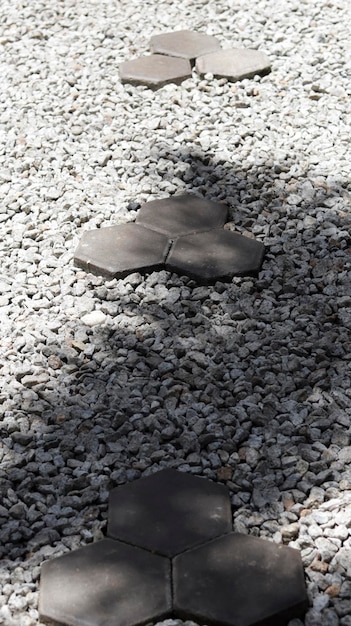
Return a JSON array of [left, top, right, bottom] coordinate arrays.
[[0, 1, 351, 626]]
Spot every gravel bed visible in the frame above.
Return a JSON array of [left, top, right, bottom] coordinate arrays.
[[0, 0, 351, 625]]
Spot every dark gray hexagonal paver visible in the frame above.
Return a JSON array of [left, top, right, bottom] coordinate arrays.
[[150, 30, 221, 62], [39, 538, 172, 626], [119, 54, 192, 88], [74, 223, 170, 278], [166, 229, 265, 283], [196, 48, 271, 81], [173, 533, 309, 626], [136, 194, 228, 238], [107, 469, 232, 557]]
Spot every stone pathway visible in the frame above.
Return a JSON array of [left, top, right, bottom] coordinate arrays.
[[119, 30, 271, 88], [74, 194, 265, 283], [39, 470, 309, 626], [47, 28, 294, 626]]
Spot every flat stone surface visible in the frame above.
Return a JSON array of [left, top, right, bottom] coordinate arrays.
[[136, 194, 228, 238], [74, 223, 170, 278], [150, 30, 221, 61], [196, 48, 271, 81], [39, 538, 172, 626], [166, 229, 265, 283], [107, 469, 232, 557], [173, 533, 309, 626], [119, 54, 191, 88]]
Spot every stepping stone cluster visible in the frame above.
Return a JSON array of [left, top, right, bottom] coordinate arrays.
[[119, 29, 271, 88], [74, 194, 265, 284], [40, 470, 308, 626]]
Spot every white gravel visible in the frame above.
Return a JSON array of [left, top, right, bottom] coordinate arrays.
[[0, 0, 351, 625]]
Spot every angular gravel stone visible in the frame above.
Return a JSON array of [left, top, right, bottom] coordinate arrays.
[[150, 30, 221, 61], [136, 194, 228, 238], [81, 310, 107, 327], [119, 54, 192, 88], [173, 533, 308, 626], [39, 538, 172, 626], [166, 229, 265, 283], [196, 48, 271, 81], [107, 469, 232, 557], [74, 223, 170, 278]]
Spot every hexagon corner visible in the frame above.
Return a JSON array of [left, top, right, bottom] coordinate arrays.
[[165, 229, 265, 283], [39, 538, 172, 626], [150, 30, 221, 62], [107, 469, 232, 557], [136, 194, 229, 238], [74, 223, 170, 278], [173, 533, 308, 626], [119, 54, 192, 88]]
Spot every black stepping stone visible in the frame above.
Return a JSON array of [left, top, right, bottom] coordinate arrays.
[[40, 471, 308, 626], [74, 223, 170, 278], [107, 468, 232, 557], [74, 195, 264, 283], [196, 48, 271, 81], [166, 229, 265, 283], [136, 194, 228, 238], [173, 532, 309, 626], [119, 54, 192, 88], [150, 30, 221, 62], [39, 538, 172, 626]]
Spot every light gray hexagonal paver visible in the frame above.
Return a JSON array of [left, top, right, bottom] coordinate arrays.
[[107, 468, 232, 557], [136, 194, 228, 238], [196, 48, 271, 81], [166, 229, 265, 283], [74, 223, 170, 278], [119, 54, 192, 88], [39, 538, 172, 626], [173, 533, 309, 626], [150, 30, 221, 61]]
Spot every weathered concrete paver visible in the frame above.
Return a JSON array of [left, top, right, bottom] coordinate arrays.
[[40, 538, 172, 626], [119, 54, 192, 88], [107, 468, 232, 557], [74, 194, 265, 283], [40, 470, 308, 626], [196, 48, 271, 81], [74, 223, 170, 278], [119, 31, 270, 87], [150, 30, 221, 62], [136, 194, 228, 237], [166, 228, 265, 283], [173, 532, 309, 626]]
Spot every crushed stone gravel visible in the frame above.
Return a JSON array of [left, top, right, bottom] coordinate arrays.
[[0, 0, 351, 625]]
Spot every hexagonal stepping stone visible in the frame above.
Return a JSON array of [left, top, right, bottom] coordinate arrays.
[[136, 194, 228, 238], [107, 469, 232, 557], [150, 30, 221, 62], [196, 48, 271, 81], [119, 54, 192, 88], [173, 533, 309, 626], [166, 229, 265, 283], [39, 538, 172, 626], [74, 223, 170, 278]]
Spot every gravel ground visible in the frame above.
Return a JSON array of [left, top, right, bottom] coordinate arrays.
[[0, 0, 351, 624]]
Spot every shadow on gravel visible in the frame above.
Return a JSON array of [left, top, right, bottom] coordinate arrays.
[[1, 147, 351, 560]]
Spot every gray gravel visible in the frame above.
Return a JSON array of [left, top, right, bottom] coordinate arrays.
[[1, 0, 351, 625]]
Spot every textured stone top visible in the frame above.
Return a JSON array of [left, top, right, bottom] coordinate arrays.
[[150, 30, 221, 61], [196, 48, 271, 80], [119, 54, 192, 88]]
